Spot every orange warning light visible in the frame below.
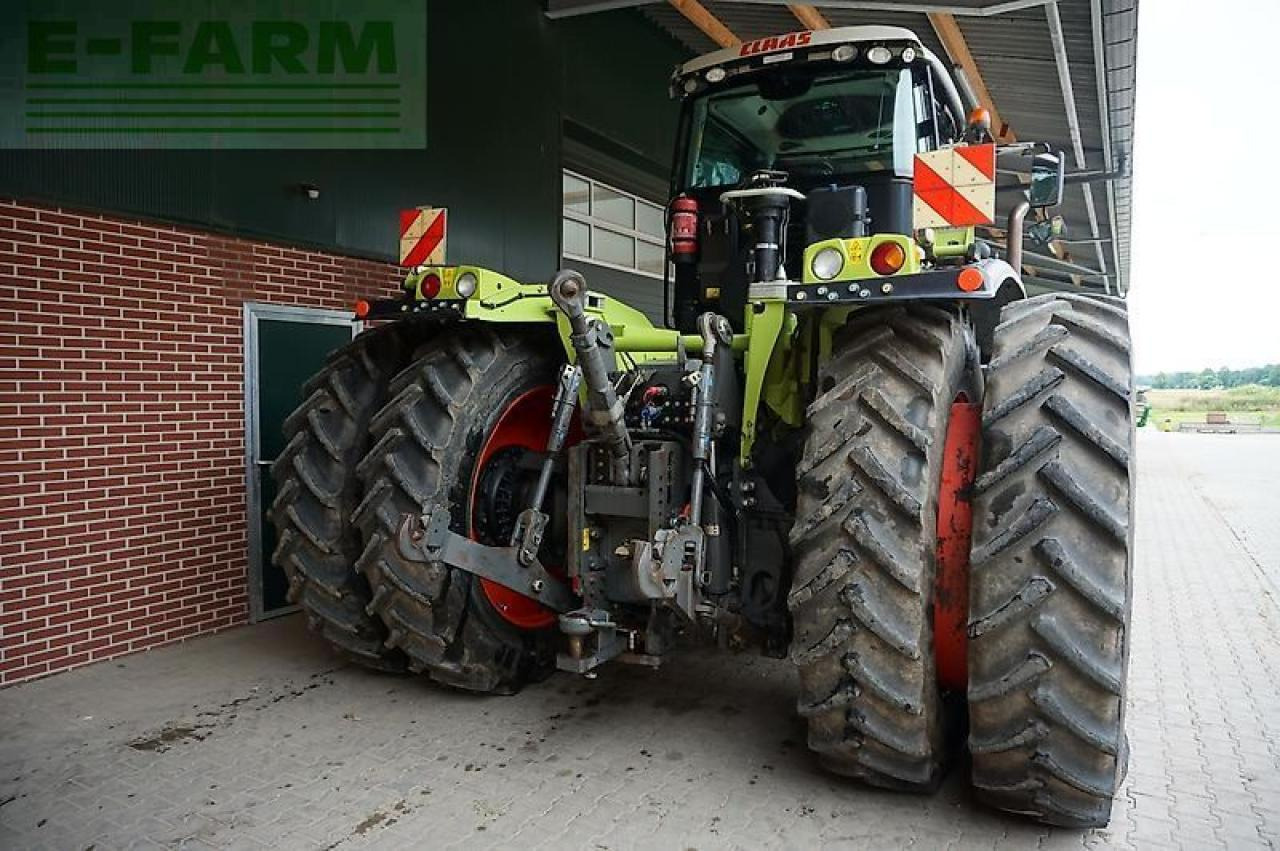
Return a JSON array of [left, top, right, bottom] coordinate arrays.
[[957, 267, 984, 292]]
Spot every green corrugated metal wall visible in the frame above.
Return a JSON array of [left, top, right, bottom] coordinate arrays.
[[0, 2, 689, 286]]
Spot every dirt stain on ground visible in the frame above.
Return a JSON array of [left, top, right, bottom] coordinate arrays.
[[353, 811, 391, 835], [128, 724, 208, 752]]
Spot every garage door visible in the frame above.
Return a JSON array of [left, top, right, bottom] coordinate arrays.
[[561, 168, 667, 324]]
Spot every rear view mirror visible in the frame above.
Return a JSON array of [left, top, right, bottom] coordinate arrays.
[[1029, 151, 1065, 208]]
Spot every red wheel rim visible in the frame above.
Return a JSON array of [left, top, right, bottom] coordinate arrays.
[[933, 396, 981, 692], [469, 385, 578, 629]]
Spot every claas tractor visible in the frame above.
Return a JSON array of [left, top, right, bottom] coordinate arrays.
[[271, 25, 1134, 828]]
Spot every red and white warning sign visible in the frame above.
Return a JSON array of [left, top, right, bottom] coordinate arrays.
[[399, 207, 447, 267], [912, 144, 995, 229]]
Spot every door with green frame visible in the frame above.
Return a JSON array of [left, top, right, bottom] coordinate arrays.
[[244, 303, 357, 620]]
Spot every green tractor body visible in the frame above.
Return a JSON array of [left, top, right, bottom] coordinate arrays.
[[274, 24, 1135, 829]]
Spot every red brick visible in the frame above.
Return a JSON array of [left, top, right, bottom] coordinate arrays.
[[0, 198, 399, 687]]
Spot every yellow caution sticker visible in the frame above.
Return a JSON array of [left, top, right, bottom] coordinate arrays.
[[582, 528, 591, 552]]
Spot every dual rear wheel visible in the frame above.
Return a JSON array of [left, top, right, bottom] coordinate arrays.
[[270, 325, 567, 693], [790, 295, 1134, 827]]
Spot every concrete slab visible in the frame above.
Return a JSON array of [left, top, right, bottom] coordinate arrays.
[[2, 430, 1278, 849]]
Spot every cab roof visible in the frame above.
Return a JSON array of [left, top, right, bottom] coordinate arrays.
[[678, 25, 924, 77]]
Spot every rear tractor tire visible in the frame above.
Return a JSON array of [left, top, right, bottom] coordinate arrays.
[[967, 293, 1134, 827], [269, 322, 424, 671], [789, 305, 974, 791], [355, 327, 564, 694]]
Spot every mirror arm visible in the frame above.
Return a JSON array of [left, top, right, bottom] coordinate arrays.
[[1006, 200, 1031, 276]]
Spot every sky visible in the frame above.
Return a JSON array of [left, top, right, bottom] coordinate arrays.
[[1126, 0, 1280, 374]]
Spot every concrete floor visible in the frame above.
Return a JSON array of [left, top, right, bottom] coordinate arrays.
[[2, 430, 1278, 850]]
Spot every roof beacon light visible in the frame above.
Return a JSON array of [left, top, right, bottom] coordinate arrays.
[[705, 66, 726, 83], [831, 45, 857, 63], [866, 46, 892, 65], [967, 107, 992, 133], [900, 46, 917, 63]]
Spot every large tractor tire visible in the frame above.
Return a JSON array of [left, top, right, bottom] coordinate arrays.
[[790, 305, 973, 790], [355, 326, 563, 694], [269, 322, 424, 671], [967, 293, 1134, 827]]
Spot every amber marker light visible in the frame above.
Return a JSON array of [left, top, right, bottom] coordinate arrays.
[[957, 267, 984, 292], [869, 241, 906, 276]]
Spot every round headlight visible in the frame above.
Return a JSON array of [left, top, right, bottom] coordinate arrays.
[[455, 271, 478, 298], [831, 45, 856, 63], [811, 247, 844, 281], [705, 66, 726, 83], [867, 46, 892, 65], [900, 46, 917, 63]]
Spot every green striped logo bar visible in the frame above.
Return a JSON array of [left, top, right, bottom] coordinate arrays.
[[2, 0, 426, 149]]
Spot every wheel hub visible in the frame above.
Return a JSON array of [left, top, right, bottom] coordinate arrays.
[[468, 385, 578, 630], [933, 396, 981, 693]]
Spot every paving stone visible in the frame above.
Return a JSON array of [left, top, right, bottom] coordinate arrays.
[[1, 431, 1278, 849]]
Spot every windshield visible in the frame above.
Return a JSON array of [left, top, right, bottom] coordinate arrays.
[[682, 68, 921, 189]]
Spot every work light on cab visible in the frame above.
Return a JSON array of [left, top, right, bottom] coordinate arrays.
[[866, 45, 892, 64], [869, 241, 906, 275]]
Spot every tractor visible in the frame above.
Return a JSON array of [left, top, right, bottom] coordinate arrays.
[[271, 25, 1134, 828]]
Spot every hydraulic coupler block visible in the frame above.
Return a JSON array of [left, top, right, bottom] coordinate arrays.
[[549, 270, 633, 484]]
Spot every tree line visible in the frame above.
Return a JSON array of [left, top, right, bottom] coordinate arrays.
[[1137, 364, 1280, 389]]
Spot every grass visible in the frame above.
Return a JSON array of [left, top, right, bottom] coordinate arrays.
[[1143, 385, 1280, 431]]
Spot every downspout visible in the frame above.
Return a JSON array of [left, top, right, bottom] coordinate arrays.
[[1091, 0, 1125, 295], [1045, 1, 1111, 294]]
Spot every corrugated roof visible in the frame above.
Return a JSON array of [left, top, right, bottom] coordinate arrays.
[[554, 0, 1138, 294]]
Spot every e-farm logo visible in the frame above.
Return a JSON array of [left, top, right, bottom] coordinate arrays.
[[2, 1, 426, 149]]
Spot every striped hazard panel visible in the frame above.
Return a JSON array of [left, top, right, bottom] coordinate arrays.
[[399, 207, 447, 267], [912, 144, 996, 229]]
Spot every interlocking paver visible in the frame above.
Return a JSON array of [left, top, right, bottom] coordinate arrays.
[[2, 430, 1279, 849]]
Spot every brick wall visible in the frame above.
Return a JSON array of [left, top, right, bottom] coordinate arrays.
[[0, 199, 403, 687]]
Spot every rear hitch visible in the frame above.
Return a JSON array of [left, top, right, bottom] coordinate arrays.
[[557, 608, 626, 674], [549, 270, 634, 484], [510, 363, 582, 566], [396, 507, 576, 612]]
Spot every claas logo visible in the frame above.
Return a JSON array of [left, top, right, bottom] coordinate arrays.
[[738, 31, 812, 58]]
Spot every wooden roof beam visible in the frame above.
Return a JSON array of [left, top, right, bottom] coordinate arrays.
[[788, 4, 831, 30], [927, 12, 1016, 142], [668, 0, 740, 48]]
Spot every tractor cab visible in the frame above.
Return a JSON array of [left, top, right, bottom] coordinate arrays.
[[668, 26, 1004, 332]]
